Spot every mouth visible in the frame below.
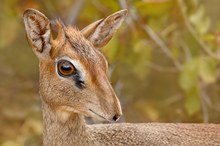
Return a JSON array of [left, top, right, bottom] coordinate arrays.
[[89, 109, 112, 122]]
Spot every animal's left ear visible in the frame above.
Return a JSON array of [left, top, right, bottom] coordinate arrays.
[[81, 9, 127, 49]]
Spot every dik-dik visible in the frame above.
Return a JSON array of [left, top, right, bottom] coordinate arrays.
[[23, 8, 220, 146]]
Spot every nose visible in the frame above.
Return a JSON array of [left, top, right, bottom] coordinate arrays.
[[112, 114, 121, 121]]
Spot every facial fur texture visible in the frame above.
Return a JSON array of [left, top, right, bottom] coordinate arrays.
[[39, 23, 121, 122]]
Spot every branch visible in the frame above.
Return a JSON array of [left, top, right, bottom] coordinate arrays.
[[164, 93, 183, 105], [201, 99, 209, 123], [177, 0, 220, 60], [198, 81, 220, 113], [145, 61, 179, 73], [118, 0, 128, 9], [180, 41, 192, 61], [117, 0, 182, 71], [143, 25, 182, 71], [66, 0, 85, 25]]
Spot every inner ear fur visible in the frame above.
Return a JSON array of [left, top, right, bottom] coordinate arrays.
[[23, 9, 52, 59]]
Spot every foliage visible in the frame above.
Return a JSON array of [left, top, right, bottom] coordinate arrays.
[[1, 0, 220, 145]]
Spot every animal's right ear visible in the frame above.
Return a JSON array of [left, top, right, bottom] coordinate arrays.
[[23, 9, 52, 59]]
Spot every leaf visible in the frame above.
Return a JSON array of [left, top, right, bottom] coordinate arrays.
[[189, 6, 210, 35], [179, 58, 199, 91], [198, 57, 217, 84], [184, 87, 201, 116], [180, 57, 216, 116], [179, 57, 217, 90]]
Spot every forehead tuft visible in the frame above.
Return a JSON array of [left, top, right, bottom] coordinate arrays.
[[58, 26, 108, 72], [64, 26, 97, 60]]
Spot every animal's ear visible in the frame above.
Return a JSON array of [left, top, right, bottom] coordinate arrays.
[[23, 9, 52, 59], [81, 9, 127, 49]]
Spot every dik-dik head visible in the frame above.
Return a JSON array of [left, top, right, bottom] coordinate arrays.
[[23, 9, 127, 123]]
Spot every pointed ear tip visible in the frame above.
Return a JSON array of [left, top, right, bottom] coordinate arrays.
[[23, 8, 36, 16], [23, 8, 45, 19], [121, 9, 128, 13], [118, 9, 128, 16]]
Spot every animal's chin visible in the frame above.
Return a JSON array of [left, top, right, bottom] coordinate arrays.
[[56, 106, 112, 122], [88, 109, 113, 122]]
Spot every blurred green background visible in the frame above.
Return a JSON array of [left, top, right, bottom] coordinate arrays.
[[0, 0, 220, 145]]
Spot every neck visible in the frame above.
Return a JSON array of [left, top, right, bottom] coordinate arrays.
[[41, 100, 92, 146]]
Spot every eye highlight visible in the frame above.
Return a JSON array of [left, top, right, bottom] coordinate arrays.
[[57, 60, 75, 77]]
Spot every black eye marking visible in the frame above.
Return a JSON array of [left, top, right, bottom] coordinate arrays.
[[73, 72, 86, 89], [75, 79, 86, 89], [57, 59, 86, 89]]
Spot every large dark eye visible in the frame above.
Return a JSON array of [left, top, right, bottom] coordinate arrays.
[[57, 60, 75, 77]]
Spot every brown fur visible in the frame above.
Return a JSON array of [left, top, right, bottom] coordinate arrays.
[[23, 8, 220, 146]]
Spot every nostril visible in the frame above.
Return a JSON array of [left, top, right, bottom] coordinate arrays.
[[112, 114, 121, 121]]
